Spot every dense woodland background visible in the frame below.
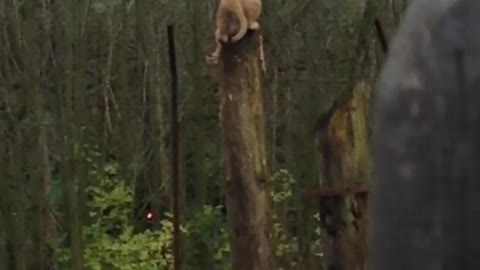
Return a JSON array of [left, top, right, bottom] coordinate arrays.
[[0, 0, 409, 269]]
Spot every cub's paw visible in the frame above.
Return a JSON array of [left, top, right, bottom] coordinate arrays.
[[248, 22, 260, 30], [205, 53, 219, 65], [217, 34, 229, 43]]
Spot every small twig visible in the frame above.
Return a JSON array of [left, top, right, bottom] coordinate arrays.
[[107, 83, 121, 120], [103, 87, 112, 133], [259, 34, 267, 74]]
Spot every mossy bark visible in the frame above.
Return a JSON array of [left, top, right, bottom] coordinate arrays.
[[315, 81, 372, 270]]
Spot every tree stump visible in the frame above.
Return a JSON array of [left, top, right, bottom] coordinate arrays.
[[218, 31, 273, 270], [312, 81, 372, 270]]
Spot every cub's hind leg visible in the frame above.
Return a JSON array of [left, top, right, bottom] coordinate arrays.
[[245, 0, 261, 31], [215, 7, 229, 43]]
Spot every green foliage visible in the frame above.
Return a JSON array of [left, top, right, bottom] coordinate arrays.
[[184, 205, 231, 270], [270, 169, 296, 203], [85, 169, 132, 231], [270, 170, 325, 267], [270, 169, 297, 262], [80, 224, 175, 270], [55, 144, 230, 269], [311, 213, 324, 258], [34, 110, 54, 126], [56, 157, 182, 270]]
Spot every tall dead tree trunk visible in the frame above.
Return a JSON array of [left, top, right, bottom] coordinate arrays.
[[307, 1, 378, 268], [312, 81, 371, 270], [217, 32, 272, 270]]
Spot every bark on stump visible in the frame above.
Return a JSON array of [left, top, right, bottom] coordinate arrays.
[[217, 31, 272, 270], [313, 81, 372, 270]]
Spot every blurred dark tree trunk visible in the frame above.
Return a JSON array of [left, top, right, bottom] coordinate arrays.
[[0, 113, 8, 269], [371, 1, 480, 270], [33, 1, 55, 268], [58, 1, 85, 268]]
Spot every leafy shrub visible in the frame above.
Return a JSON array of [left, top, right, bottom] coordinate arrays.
[[56, 160, 184, 270], [184, 205, 231, 270], [270, 169, 297, 262]]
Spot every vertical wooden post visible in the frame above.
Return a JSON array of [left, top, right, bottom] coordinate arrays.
[[167, 25, 181, 270]]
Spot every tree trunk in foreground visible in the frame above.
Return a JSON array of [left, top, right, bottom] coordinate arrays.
[[371, 1, 480, 270], [218, 31, 272, 270]]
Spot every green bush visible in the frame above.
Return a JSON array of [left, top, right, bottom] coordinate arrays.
[[56, 161, 182, 270], [270, 169, 296, 260], [184, 205, 231, 270], [54, 149, 230, 270]]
